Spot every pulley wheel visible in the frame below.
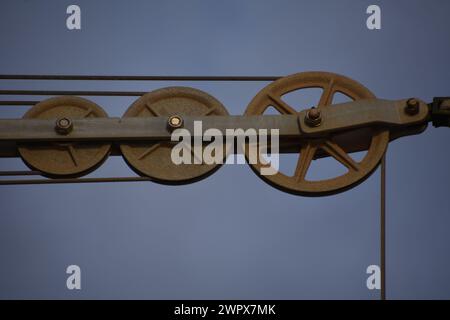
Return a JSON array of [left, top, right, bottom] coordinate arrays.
[[18, 96, 111, 178], [244, 71, 389, 196], [120, 87, 229, 184]]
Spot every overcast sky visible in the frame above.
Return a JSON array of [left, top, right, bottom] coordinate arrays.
[[0, 0, 449, 299]]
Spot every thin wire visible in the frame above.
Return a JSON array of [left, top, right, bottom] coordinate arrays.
[[380, 154, 386, 300], [0, 101, 39, 105], [0, 90, 146, 96], [0, 75, 281, 100], [0, 176, 152, 185], [0, 75, 282, 81], [0, 170, 41, 176]]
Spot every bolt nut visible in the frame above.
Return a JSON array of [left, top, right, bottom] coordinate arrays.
[[55, 117, 73, 135], [305, 107, 322, 127], [405, 98, 419, 116], [167, 115, 183, 131]]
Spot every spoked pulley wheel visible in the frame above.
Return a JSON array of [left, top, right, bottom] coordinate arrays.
[[120, 86, 229, 184], [18, 96, 112, 178], [244, 71, 389, 196]]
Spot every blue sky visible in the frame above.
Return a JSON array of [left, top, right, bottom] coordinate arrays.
[[0, 0, 449, 299]]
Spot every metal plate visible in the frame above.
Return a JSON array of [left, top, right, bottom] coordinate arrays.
[[18, 96, 111, 178], [244, 71, 389, 196], [120, 87, 229, 184]]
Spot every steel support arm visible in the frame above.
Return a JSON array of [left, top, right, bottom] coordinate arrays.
[[0, 98, 429, 143]]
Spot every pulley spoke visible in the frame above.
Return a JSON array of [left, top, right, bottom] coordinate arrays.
[[318, 78, 335, 107], [82, 107, 93, 118], [267, 93, 298, 115], [294, 143, 316, 181], [145, 102, 163, 116], [201, 106, 217, 116], [321, 140, 359, 172], [66, 144, 79, 166], [137, 143, 161, 160]]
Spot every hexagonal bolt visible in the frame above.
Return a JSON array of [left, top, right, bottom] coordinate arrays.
[[405, 98, 420, 116], [167, 115, 184, 131], [55, 117, 73, 135], [305, 107, 322, 127]]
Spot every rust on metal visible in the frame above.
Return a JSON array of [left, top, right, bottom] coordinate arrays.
[[0, 71, 445, 196], [0, 100, 427, 143], [167, 115, 184, 131], [119, 86, 229, 185], [298, 98, 429, 136], [17, 96, 111, 178], [243, 71, 390, 196], [304, 107, 322, 127], [55, 117, 73, 135], [405, 98, 420, 115]]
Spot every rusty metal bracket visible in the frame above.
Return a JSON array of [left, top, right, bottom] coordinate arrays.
[[0, 115, 300, 142], [0, 99, 430, 143], [298, 98, 429, 136]]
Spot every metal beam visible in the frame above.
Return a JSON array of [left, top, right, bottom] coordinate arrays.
[[0, 99, 430, 143], [0, 115, 301, 142]]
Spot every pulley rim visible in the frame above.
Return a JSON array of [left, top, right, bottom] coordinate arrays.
[[244, 71, 389, 196], [18, 96, 111, 178], [120, 86, 229, 185]]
